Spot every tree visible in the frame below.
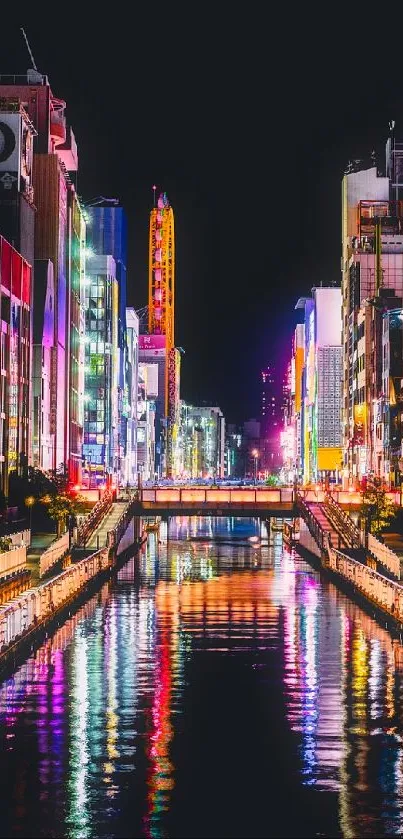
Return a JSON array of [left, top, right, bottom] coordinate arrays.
[[265, 475, 279, 487], [45, 493, 87, 537], [360, 478, 396, 536]]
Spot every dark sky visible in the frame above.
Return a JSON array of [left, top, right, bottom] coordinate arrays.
[[2, 17, 402, 423]]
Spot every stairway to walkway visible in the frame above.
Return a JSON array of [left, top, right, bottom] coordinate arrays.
[[85, 503, 125, 550], [305, 501, 349, 550]]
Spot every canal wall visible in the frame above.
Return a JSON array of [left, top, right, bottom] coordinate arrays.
[[299, 519, 322, 559], [296, 516, 403, 632], [0, 547, 112, 670]]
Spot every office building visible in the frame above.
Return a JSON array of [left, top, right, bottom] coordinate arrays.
[[296, 287, 342, 484], [82, 255, 119, 488], [0, 70, 85, 482]]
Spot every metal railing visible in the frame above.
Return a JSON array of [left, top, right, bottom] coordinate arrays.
[[139, 487, 294, 505], [296, 493, 332, 553], [323, 493, 361, 548], [76, 490, 114, 547], [107, 499, 137, 549], [328, 545, 403, 621]]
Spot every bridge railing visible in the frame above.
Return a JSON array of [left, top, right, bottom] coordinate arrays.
[[76, 489, 114, 547], [139, 488, 294, 505], [296, 493, 330, 554], [328, 545, 403, 621], [323, 493, 361, 548]]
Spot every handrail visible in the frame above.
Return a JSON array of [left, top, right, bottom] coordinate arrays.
[[323, 493, 361, 548], [76, 490, 114, 547], [106, 499, 137, 549], [296, 493, 330, 553]]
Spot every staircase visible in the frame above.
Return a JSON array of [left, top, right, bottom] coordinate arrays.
[[86, 503, 125, 550], [305, 502, 347, 549]]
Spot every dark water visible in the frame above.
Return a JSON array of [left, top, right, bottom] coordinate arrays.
[[1, 517, 403, 838]]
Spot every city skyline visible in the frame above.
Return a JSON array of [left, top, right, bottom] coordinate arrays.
[[3, 21, 401, 422]]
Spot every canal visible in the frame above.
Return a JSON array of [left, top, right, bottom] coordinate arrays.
[[1, 516, 403, 838]]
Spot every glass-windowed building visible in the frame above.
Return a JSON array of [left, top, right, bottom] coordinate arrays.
[[82, 255, 119, 488]]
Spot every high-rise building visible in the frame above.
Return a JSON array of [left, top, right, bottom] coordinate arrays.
[[0, 71, 85, 483], [341, 131, 403, 485], [260, 365, 282, 471], [296, 287, 342, 484], [85, 199, 128, 485], [137, 362, 157, 482], [82, 255, 119, 489], [224, 424, 243, 478], [125, 307, 139, 486], [143, 191, 179, 478], [281, 324, 305, 482], [180, 403, 225, 479]]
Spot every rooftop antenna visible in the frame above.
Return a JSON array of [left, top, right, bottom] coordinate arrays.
[[152, 184, 157, 207], [20, 27, 38, 71]]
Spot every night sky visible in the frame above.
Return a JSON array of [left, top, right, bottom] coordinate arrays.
[[2, 18, 402, 423]]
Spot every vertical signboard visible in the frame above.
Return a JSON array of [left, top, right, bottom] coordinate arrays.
[[50, 346, 57, 436]]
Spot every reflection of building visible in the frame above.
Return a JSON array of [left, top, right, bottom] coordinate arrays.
[[82, 255, 119, 488], [295, 288, 342, 484], [180, 402, 225, 478], [0, 236, 31, 492]]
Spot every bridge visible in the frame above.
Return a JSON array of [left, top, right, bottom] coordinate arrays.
[[133, 487, 296, 517]]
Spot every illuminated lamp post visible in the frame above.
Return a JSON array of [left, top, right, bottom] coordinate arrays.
[[252, 449, 259, 485], [25, 495, 35, 540]]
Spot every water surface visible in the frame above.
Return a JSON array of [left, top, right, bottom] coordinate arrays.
[[1, 516, 403, 838]]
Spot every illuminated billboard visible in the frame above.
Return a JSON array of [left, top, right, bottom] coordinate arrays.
[[139, 334, 166, 350]]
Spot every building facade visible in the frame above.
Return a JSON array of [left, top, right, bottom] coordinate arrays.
[[125, 307, 139, 486], [341, 135, 403, 485], [180, 403, 225, 479], [0, 236, 31, 492], [294, 288, 342, 484], [82, 255, 119, 489], [0, 72, 85, 483]]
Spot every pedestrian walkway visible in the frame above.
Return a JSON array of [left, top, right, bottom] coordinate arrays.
[[26, 532, 57, 585], [85, 503, 124, 550]]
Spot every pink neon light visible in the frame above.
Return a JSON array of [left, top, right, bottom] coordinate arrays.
[[139, 334, 166, 350], [155, 248, 162, 262]]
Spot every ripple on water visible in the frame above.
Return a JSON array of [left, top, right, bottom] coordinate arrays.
[[0, 517, 402, 838]]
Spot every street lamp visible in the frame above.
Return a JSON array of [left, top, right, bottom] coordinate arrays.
[[252, 449, 259, 485], [25, 495, 35, 539]]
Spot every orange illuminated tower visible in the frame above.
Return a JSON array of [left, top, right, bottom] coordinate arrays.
[[148, 191, 175, 361], [147, 190, 179, 477]]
